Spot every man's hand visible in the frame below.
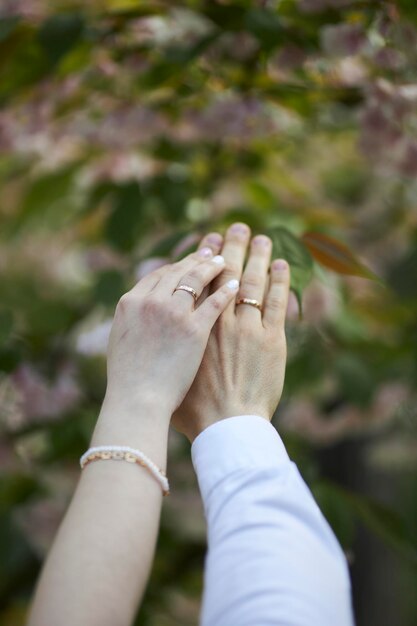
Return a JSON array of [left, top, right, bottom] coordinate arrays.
[[172, 223, 290, 441]]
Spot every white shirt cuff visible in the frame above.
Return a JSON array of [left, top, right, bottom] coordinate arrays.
[[191, 415, 290, 501]]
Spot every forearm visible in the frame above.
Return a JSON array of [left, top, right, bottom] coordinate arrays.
[[192, 416, 355, 626], [28, 400, 170, 626]]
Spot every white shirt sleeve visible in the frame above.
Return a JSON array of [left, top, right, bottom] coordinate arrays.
[[191, 415, 356, 626]]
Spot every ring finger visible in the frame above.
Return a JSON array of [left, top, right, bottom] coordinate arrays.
[[171, 254, 226, 310], [236, 235, 272, 321]]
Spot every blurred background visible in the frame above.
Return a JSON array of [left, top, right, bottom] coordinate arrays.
[[0, 1, 417, 624]]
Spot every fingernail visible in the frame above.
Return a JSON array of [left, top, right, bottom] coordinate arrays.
[[212, 255, 225, 265], [226, 279, 240, 290], [198, 247, 213, 258], [229, 223, 249, 235], [206, 233, 223, 245], [272, 259, 287, 271], [252, 235, 271, 248]]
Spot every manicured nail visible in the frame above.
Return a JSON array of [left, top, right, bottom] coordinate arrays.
[[207, 233, 223, 245], [212, 255, 225, 265], [198, 247, 213, 258], [252, 235, 271, 248], [226, 279, 240, 290], [272, 259, 287, 271], [229, 223, 249, 235]]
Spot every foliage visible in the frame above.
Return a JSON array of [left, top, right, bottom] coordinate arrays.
[[1, 1, 417, 624]]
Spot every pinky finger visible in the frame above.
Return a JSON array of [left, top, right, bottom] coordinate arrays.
[[263, 259, 290, 328], [196, 279, 240, 329]]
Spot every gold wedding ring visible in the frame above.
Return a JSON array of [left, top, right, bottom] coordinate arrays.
[[173, 284, 199, 302], [236, 297, 262, 311]]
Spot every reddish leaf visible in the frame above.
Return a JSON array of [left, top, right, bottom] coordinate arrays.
[[301, 231, 379, 280]]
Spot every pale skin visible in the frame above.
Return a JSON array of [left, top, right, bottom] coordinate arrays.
[[27, 222, 290, 626]]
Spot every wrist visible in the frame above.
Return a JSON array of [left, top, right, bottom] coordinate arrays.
[[90, 394, 172, 469], [186, 406, 271, 442]]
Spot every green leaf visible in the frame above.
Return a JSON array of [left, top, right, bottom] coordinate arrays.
[[268, 226, 314, 316], [321, 164, 370, 206], [334, 353, 374, 406], [105, 182, 144, 251], [0, 309, 13, 347], [0, 473, 42, 512], [148, 230, 190, 257], [163, 31, 220, 65], [94, 270, 126, 307], [202, 5, 246, 32], [396, 0, 417, 20], [221, 209, 265, 232], [0, 514, 39, 594], [311, 482, 356, 549], [11, 166, 80, 234], [312, 481, 417, 566], [387, 246, 417, 301], [147, 176, 189, 223], [38, 13, 84, 64], [0, 16, 20, 43], [27, 300, 77, 337], [245, 181, 277, 212], [0, 26, 48, 100], [0, 345, 23, 373], [245, 8, 284, 51]]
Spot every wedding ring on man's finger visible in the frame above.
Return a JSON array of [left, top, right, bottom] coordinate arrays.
[[236, 297, 262, 311], [173, 284, 199, 302]]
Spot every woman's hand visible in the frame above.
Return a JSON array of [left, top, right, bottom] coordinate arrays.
[[172, 223, 290, 442], [29, 245, 242, 626], [98, 246, 239, 430]]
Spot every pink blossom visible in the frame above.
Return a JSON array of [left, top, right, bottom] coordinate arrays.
[[303, 279, 340, 325], [71, 106, 169, 149], [272, 45, 307, 72], [372, 382, 410, 425], [286, 291, 300, 321], [372, 48, 404, 70], [76, 319, 113, 356], [135, 257, 168, 281], [0, 0, 45, 20], [299, 0, 355, 14], [0, 438, 21, 471], [206, 32, 259, 63], [0, 374, 24, 430], [84, 152, 162, 185], [398, 140, 417, 177], [333, 57, 368, 87], [279, 382, 411, 445], [11, 364, 82, 423], [359, 79, 416, 171], [172, 233, 201, 258], [14, 497, 68, 557], [177, 97, 277, 143], [278, 399, 362, 444], [321, 24, 367, 57]]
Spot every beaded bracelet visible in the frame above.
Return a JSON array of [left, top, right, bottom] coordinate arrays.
[[80, 445, 170, 496]]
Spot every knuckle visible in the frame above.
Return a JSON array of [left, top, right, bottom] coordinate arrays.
[[185, 267, 204, 285], [117, 292, 137, 312], [268, 294, 286, 311], [241, 272, 261, 290], [188, 319, 205, 338], [209, 295, 224, 312], [167, 307, 186, 325], [224, 261, 241, 277], [241, 320, 259, 338], [267, 326, 286, 345], [141, 296, 163, 316]]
